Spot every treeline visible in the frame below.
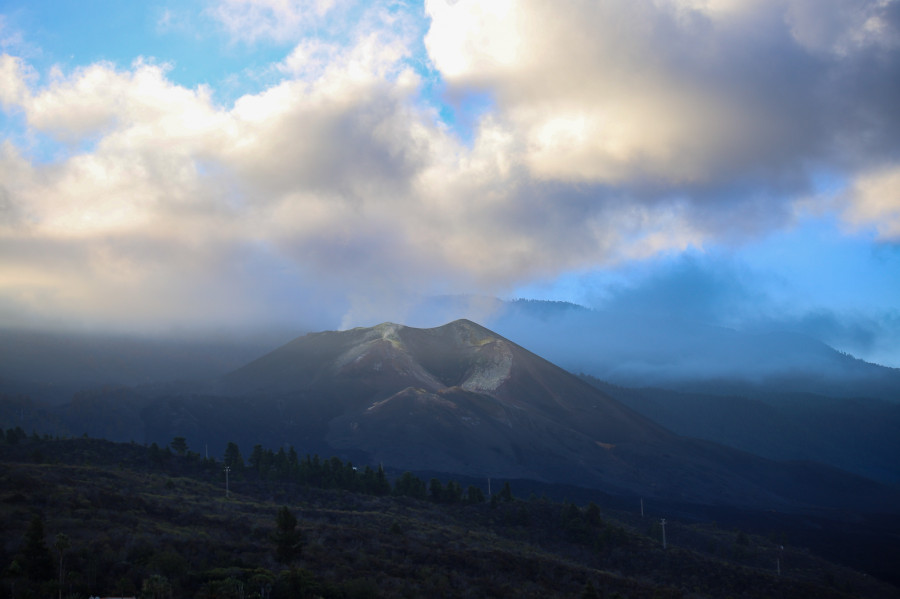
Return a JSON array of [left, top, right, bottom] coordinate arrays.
[[1, 426, 28, 445], [6, 429, 511, 506], [196, 437, 510, 505]]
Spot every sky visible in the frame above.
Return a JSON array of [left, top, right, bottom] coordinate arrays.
[[0, 0, 898, 366]]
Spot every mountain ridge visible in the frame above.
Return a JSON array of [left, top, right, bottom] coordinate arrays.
[[214, 319, 898, 512], [3, 318, 899, 513]]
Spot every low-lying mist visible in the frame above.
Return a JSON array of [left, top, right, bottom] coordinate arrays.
[[2, 294, 898, 405]]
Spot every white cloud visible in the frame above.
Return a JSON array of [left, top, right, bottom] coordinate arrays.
[[424, 0, 900, 192], [425, 0, 758, 185], [844, 164, 900, 239], [0, 56, 228, 239], [0, 30, 709, 332], [0, 27, 457, 330], [1, 0, 899, 332], [0, 54, 31, 107], [209, 0, 341, 43]]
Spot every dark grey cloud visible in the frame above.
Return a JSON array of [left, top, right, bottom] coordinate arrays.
[[427, 0, 900, 239]]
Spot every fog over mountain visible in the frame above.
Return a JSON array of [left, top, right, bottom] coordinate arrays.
[[398, 296, 900, 402], [2, 293, 897, 406], [0, 326, 297, 404]]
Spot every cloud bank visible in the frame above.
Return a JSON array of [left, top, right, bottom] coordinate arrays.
[[0, 0, 898, 339]]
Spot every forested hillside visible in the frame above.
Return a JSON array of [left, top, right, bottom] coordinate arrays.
[[2, 432, 896, 599]]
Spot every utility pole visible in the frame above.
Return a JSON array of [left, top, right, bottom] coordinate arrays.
[[777, 544, 783, 576], [224, 466, 231, 498], [660, 518, 667, 549], [640, 497, 644, 518]]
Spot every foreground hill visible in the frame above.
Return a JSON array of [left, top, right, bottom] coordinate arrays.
[[1, 435, 897, 599]]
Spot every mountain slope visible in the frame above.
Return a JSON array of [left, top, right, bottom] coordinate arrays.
[[224, 319, 667, 442], [4, 319, 897, 512], [218, 319, 899, 512], [582, 376, 900, 485], [6, 436, 898, 598]]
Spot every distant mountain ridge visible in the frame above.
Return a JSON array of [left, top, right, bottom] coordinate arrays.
[[470, 298, 900, 402], [2, 297, 896, 404]]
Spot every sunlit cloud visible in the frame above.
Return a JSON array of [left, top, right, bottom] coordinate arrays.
[[0, 0, 898, 352], [843, 164, 900, 239], [426, 0, 900, 190]]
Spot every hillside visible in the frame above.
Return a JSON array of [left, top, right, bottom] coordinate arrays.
[[5, 319, 900, 514], [2, 434, 897, 599], [219, 319, 673, 484], [0, 327, 294, 405], [582, 376, 900, 486]]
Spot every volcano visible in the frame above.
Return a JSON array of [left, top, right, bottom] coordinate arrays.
[[220, 319, 897, 511]]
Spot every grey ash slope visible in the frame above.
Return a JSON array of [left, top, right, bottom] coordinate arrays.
[[221, 319, 898, 512], [224, 319, 664, 441]]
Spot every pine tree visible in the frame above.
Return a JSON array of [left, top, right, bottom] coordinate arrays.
[[272, 506, 302, 564], [169, 437, 188, 456], [249, 444, 265, 474], [394, 472, 426, 499], [581, 581, 601, 599], [466, 485, 486, 504], [585, 502, 603, 527], [141, 574, 173, 599], [375, 464, 390, 495], [287, 446, 300, 480], [444, 480, 462, 503], [224, 441, 244, 471], [429, 478, 444, 502], [20, 514, 53, 581]]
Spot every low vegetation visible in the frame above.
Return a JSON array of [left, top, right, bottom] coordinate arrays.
[[1, 430, 896, 598]]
